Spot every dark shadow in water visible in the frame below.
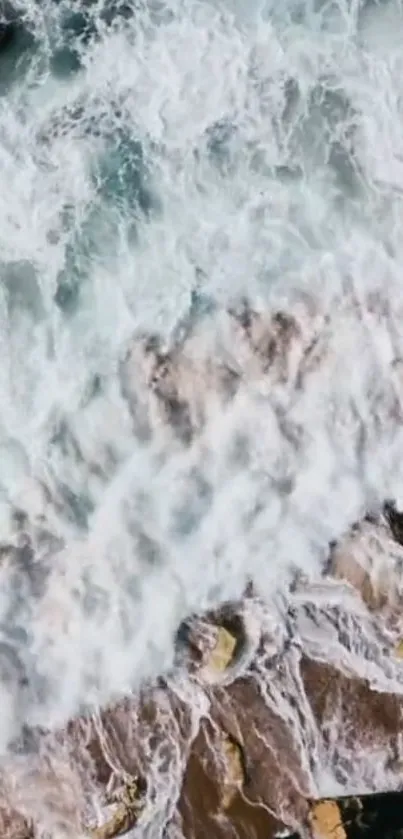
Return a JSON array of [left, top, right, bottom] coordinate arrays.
[[0, 1, 140, 85], [0, 3, 36, 94], [50, 6, 97, 77], [50, 0, 137, 78], [384, 499, 403, 546], [50, 44, 83, 76], [0, 1, 19, 49], [99, 0, 137, 26]]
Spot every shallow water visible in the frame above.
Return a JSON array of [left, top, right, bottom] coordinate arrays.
[[2, 0, 403, 835]]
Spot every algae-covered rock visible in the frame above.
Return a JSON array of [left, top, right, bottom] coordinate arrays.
[[177, 618, 240, 681], [309, 800, 346, 839], [304, 792, 403, 839], [220, 731, 245, 810], [202, 625, 238, 676]]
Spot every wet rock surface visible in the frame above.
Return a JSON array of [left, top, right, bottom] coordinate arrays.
[[2, 299, 403, 837], [2, 571, 403, 839]]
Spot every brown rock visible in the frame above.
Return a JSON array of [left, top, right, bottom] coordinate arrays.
[[3, 565, 403, 838], [309, 800, 346, 839], [0, 807, 34, 839], [209, 678, 311, 830], [300, 657, 403, 779], [327, 516, 403, 624], [120, 329, 240, 443], [178, 717, 284, 839]]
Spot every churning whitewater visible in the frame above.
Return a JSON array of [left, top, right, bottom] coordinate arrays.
[[2, 0, 403, 836]]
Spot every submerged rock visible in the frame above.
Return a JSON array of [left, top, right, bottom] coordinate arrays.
[[327, 514, 403, 626], [120, 328, 240, 443]]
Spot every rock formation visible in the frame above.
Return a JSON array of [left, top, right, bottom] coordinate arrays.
[[1, 295, 403, 837]]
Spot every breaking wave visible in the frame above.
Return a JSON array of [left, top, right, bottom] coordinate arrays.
[[2, 0, 403, 835]]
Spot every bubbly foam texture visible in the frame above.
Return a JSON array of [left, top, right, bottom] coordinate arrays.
[[1, 0, 403, 832]]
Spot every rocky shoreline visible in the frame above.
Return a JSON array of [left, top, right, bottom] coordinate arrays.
[[1, 293, 403, 838], [1, 0, 403, 833], [2, 504, 403, 838]]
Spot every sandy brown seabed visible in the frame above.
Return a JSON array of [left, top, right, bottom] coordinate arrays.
[[3, 294, 403, 839]]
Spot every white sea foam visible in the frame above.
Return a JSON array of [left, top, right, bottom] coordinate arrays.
[[1, 0, 403, 829]]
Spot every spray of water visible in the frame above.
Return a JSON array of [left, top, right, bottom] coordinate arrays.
[[1, 0, 403, 835]]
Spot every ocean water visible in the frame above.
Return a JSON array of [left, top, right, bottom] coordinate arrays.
[[2, 0, 403, 834]]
